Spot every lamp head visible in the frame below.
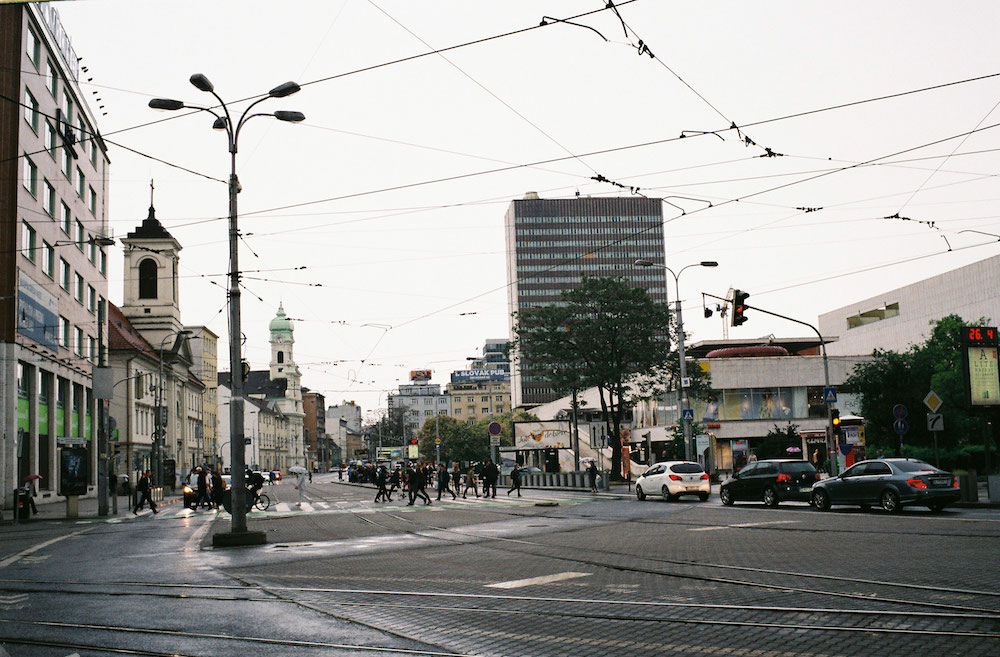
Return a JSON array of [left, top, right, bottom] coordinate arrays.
[[189, 73, 214, 93], [149, 98, 184, 111], [269, 81, 300, 98], [273, 110, 305, 123], [212, 117, 227, 131], [634, 258, 653, 267], [700, 261, 719, 267]]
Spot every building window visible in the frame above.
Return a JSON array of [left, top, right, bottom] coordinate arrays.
[[21, 221, 36, 262], [59, 259, 70, 290], [277, 351, 284, 364], [88, 237, 96, 263], [24, 88, 38, 132], [58, 316, 69, 347], [88, 186, 97, 215], [62, 91, 73, 126], [75, 327, 84, 357], [454, 408, 461, 415], [42, 242, 54, 277], [44, 121, 57, 159], [99, 250, 107, 276], [89, 336, 97, 363], [26, 26, 40, 68], [23, 155, 37, 196], [43, 179, 55, 216], [75, 273, 84, 303], [59, 204, 71, 235], [88, 285, 96, 314], [75, 220, 85, 249], [61, 146, 72, 179], [138, 258, 157, 298], [76, 168, 85, 198], [46, 59, 58, 98], [90, 139, 98, 167], [481, 407, 489, 414]]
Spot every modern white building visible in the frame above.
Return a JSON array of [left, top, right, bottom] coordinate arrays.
[[1, 3, 111, 509], [820, 254, 1000, 356], [388, 382, 450, 439]]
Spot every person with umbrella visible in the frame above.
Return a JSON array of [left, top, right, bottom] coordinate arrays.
[[20, 475, 42, 516], [290, 465, 308, 506]]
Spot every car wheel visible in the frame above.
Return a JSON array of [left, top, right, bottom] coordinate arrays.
[[698, 492, 709, 502], [661, 485, 674, 502], [636, 485, 646, 501], [880, 489, 901, 513], [812, 489, 831, 511], [763, 487, 779, 508], [720, 487, 734, 506]]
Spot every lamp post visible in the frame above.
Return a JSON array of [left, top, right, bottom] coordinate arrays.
[[635, 258, 718, 461], [154, 330, 192, 488], [150, 75, 304, 541]]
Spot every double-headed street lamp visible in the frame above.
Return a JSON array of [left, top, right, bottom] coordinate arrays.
[[635, 258, 718, 461], [150, 74, 304, 542]]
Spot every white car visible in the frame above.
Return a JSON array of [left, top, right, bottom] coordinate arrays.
[[635, 461, 710, 502]]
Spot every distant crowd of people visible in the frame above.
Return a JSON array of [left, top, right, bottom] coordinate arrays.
[[363, 459, 513, 505]]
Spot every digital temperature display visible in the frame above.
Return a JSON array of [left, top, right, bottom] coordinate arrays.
[[963, 327, 998, 345]]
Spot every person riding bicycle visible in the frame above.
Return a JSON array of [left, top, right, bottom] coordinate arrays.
[[247, 470, 265, 501]]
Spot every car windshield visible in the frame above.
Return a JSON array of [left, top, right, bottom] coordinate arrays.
[[893, 460, 937, 472], [780, 462, 816, 473], [670, 463, 704, 474]]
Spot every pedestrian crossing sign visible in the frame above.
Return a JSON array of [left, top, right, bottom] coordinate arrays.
[[823, 387, 837, 403]]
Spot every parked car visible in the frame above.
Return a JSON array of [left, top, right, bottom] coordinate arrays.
[[635, 461, 710, 502], [812, 458, 960, 513], [720, 459, 820, 507]]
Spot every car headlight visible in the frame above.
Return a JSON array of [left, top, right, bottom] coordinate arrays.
[[183, 486, 192, 494]]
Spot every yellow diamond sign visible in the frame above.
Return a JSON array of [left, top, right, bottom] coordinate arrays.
[[923, 390, 943, 413]]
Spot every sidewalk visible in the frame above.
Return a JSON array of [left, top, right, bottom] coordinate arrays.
[[4, 491, 184, 524]]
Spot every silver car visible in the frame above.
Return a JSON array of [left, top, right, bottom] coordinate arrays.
[[635, 461, 710, 502]]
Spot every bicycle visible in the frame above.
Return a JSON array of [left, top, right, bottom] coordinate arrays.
[[252, 490, 271, 511]]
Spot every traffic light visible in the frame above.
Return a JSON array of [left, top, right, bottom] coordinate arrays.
[[731, 290, 750, 327], [831, 409, 841, 437], [410, 439, 418, 445]]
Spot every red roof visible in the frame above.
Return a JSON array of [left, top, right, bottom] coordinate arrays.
[[108, 303, 159, 362]]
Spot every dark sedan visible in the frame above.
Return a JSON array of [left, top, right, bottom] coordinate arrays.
[[812, 458, 960, 513], [720, 459, 820, 507]]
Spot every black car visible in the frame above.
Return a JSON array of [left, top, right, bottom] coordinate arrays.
[[812, 458, 960, 513], [720, 459, 820, 507]]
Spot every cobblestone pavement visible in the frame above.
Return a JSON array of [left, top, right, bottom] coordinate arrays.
[[216, 476, 1000, 657]]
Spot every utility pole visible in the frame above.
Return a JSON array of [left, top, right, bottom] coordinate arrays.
[[96, 300, 108, 516]]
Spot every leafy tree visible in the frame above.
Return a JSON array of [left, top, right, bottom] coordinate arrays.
[[415, 410, 537, 463], [759, 423, 801, 460], [844, 314, 999, 469], [513, 277, 711, 478], [363, 406, 409, 446]]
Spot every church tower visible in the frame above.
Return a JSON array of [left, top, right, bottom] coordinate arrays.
[[120, 188, 183, 349], [268, 303, 305, 464]]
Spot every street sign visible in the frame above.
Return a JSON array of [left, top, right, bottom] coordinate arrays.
[[893, 418, 909, 435], [489, 435, 500, 447], [681, 409, 694, 421], [434, 437, 441, 445], [681, 377, 691, 389], [823, 387, 837, 403], [892, 404, 908, 420], [927, 414, 944, 432], [923, 391, 943, 413], [488, 422, 502, 436]]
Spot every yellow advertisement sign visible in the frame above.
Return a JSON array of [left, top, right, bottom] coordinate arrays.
[[968, 346, 1000, 406]]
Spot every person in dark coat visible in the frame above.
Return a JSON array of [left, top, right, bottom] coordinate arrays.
[[462, 464, 479, 498], [437, 463, 456, 500], [133, 470, 158, 514], [482, 459, 499, 498], [587, 461, 599, 493], [212, 470, 226, 509], [412, 464, 432, 505], [507, 463, 522, 497], [374, 465, 391, 502], [195, 467, 211, 508], [387, 467, 400, 499]]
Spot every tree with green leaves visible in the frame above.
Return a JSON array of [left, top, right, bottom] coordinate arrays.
[[759, 423, 801, 460], [414, 410, 538, 463], [844, 314, 999, 469], [513, 276, 710, 478]]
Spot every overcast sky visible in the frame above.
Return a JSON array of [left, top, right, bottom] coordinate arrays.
[[56, 0, 1000, 417]]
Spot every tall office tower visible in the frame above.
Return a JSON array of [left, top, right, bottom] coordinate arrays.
[[505, 194, 668, 408], [0, 3, 111, 506]]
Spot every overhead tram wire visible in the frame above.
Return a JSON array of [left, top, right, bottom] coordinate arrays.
[[389, 118, 1000, 331]]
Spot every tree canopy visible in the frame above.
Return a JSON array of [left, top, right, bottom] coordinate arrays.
[[844, 314, 999, 469], [415, 410, 538, 463]]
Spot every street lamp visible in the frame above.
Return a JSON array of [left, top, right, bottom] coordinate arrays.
[[150, 74, 304, 542], [155, 330, 193, 488], [635, 258, 718, 462]]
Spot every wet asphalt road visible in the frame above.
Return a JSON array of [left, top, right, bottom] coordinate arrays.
[[0, 474, 998, 656]]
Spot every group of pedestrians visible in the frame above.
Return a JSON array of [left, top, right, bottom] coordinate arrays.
[[372, 459, 505, 505]]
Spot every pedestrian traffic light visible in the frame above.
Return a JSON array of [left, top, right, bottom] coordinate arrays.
[[731, 290, 750, 327], [831, 409, 841, 437], [410, 439, 418, 445]]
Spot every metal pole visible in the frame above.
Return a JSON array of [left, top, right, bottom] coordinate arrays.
[[228, 141, 249, 534], [572, 389, 580, 471], [97, 302, 108, 516], [674, 274, 693, 462], [155, 344, 163, 488]]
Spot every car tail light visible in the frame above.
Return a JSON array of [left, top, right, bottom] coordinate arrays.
[[700, 473, 709, 480], [776, 473, 791, 483], [668, 474, 682, 481], [907, 478, 927, 489], [815, 472, 822, 481], [952, 476, 959, 488]]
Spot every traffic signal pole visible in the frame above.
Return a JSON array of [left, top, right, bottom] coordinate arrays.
[[704, 292, 836, 475]]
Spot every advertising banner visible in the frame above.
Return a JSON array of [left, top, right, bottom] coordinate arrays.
[[514, 421, 571, 449], [409, 369, 432, 382], [59, 447, 88, 496], [17, 271, 59, 351], [967, 346, 1000, 406], [450, 368, 508, 383]]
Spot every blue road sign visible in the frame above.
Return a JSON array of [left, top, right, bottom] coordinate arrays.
[[892, 404, 908, 420], [488, 422, 502, 436], [681, 409, 695, 421], [893, 418, 909, 435], [823, 387, 837, 403]]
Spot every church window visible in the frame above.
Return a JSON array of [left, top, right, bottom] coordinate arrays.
[[277, 351, 284, 363], [138, 258, 158, 299]]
